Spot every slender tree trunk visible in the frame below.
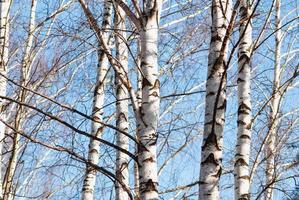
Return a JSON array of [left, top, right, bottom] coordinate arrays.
[[265, 0, 281, 199], [199, 0, 230, 199], [3, 1, 36, 199], [134, 37, 141, 200], [81, 1, 112, 199], [0, 0, 11, 199], [114, 3, 129, 200], [234, 1, 253, 199], [137, 1, 162, 199]]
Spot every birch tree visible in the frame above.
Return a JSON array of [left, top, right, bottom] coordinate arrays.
[[0, 0, 297, 199], [265, 0, 282, 199], [81, 0, 113, 199], [234, 0, 253, 199], [0, 0, 11, 198], [3, 1, 37, 199], [114, 2, 130, 199], [136, 1, 162, 199], [199, 0, 231, 199]]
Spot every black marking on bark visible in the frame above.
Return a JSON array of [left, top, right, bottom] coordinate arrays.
[[238, 193, 250, 200], [150, 91, 159, 97], [211, 34, 222, 42], [143, 157, 154, 163], [239, 134, 251, 140], [142, 77, 152, 87], [237, 78, 245, 83], [137, 142, 149, 153], [238, 175, 250, 180], [235, 158, 249, 166], [153, 79, 159, 89], [212, 167, 222, 178], [140, 61, 148, 67], [201, 153, 219, 165], [238, 102, 251, 113], [217, 99, 226, 110], [238, 54, 250, 64], [202, 131, 221, 151], [237, 120, 246, 126], [117, 112, 128, 122], [207, 91, 216, 96], [141, 179, 158, 193]]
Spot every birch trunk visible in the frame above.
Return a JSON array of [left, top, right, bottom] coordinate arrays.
[[0, 0, 10, 199], [234, 1, 252, 199], [134, 37, 142, 200], [114, 3, 129, 200], [3, 1, 36, 199], [81, 1, 112, 199], [199, 0, 230, 199], [137, 1, 162, 199], [265, 0, 281, 199]]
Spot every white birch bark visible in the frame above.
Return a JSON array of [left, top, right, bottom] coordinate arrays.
[[134, 37, 141, 200], [114, 3, 129, 200], [265, 0, 281, 199], [137, 1, 162, 199], [0, 0, 10, 199], [3, 1, 36, 199], [234, 1, 252, 199], [81, 1, 112, 199], [199, 0, 230, 199]]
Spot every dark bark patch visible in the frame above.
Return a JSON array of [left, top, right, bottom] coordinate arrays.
[[238, 194, 250, 200], [150, 91, 159, 97], [212, 167, 222, 178], [217, 99, 226, 110], [202, 131, 220, 151], [238, 103, 251, 116], [211, 34, 222, 42], [238, 54, 250, 63], [143, 157, 154, 163], [201, 153, 219, 165], [237, 120, 246, 126], [142, 77, 152, 87], [239, 134, 251, 140], [235, 158, 249, 166], [238, 175, 250, 180], [141, 179, 158, 193], [207, 91, 215, 96]]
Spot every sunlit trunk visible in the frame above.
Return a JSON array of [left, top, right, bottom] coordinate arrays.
[[3, 1, 36, 199], [199, 0, 230, 199], [0, 0, 10, 198], [265, 0, 281, 199], [234, 0, 253, 199], [137, 1, 162, 199], [114, 3, 129, 200], [134, 37, 141, 200], [81, 0, 112, 199]]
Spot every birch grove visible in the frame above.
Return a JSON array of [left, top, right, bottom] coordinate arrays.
[[0, 0, 297, 199]]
